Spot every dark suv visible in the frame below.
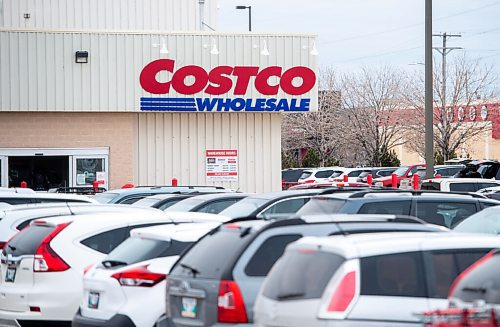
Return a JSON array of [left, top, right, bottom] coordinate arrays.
[[165, 214, 446, 327], [296, 189, 500, 228]]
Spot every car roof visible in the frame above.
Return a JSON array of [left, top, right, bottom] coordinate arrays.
[[318, 189, 489, 200], [181, 192, 252, 201], [130, 222, 221, 241], [98, 186, 229, 196], [0, 187, 36, 194], [422, 178, 497, 184], [292, 232, 500, 259], [248, 189, 322, 200], [0, 193, 96, 202]]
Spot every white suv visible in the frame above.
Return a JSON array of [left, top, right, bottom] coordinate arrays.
[[0, 210, 226, 326], [73, 222, 220, 327], [254, 232, 500, 326]]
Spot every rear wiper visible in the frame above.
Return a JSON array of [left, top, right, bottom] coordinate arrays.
[[277, 292, 305, 300], [7, 244, 16, 252], [101, 260, 128, 268], [462, 286, 487, 293], [180, 263, 200, 278]]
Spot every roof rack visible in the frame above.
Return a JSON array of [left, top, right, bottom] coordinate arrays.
[[346, 189, 487, 199], [143, 185, 227, 190], [53, 187, 107, 195], [296, 214, 426, 224]]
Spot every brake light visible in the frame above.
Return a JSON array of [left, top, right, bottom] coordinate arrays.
[[217, 280, 248, 323], [33, 222, 71, 272], [304, 180, 315, 184], [448, 251, 494, 297], [0, 242, 5, 250], [112, 265, 166, 287], [327, 271, 357, 313]]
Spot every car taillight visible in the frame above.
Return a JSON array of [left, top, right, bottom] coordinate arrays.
[[217, 280, 248, 323], [33, 222, 71, 273], [112, 265, 166, 287], [448, 251, 494, 297], [0, 242, 5, 250], [304, 180, 315, 184], [327, 271, 357, 313]]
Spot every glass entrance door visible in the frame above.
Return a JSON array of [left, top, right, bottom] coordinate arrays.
[[0, 156, 6, 188], [72, 156, 109, 190]]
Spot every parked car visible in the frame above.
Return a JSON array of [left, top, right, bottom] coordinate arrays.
[[0, 203, 167, 249], [0, 192, 97, 206], [0, 211, 227, 326], [281, 168, 308, 190], [254, 232, 500, 326], [357, 167, 397, 183], [420, 250, 500, 326], [73, 222, 220, 327], [296, 189, 500, 228], [93, 186, 231, 205], [328, 168, 372, 183], [453, 206, 500, 233], [421, 178, 500, 192], [477, 185, 500, 200], [374, 164, 425, 187], [416, 165, 465, 179], [297, 167, 338, 184], [164, 193, 251, 214], [218, 190, 322, 220], [132, 194, 196, 210], [288, 182, 370, 190], [166, 215, 446, 327], [477, 160, 500, 179]]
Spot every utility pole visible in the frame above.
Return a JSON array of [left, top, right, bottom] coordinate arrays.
[[424, 0, 434, 180], [433, 32, 462, 161]]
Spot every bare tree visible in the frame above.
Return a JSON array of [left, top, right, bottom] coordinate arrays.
[[405, 55, 498, 161], [339, 66, 408, 166]]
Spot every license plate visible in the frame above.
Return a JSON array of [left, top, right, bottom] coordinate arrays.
[[88, 292, 100, 309], [181, 297, 197, 318], [5, 267, 16, 283]]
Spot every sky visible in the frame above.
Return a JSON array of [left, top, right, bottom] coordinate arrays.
[[216, 0, 500, 82]]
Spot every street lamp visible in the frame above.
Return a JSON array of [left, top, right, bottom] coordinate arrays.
[[236, 5, 252, 32]]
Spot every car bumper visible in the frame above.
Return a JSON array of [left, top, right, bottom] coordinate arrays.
[[72, 309, 136, 327]]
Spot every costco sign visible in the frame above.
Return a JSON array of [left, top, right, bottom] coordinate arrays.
[[139, 59, 316, 112]]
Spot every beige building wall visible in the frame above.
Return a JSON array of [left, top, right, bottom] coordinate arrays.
[[0, 112, 135, 188]]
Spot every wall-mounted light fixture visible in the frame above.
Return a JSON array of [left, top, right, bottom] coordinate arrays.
[[210, 38, 219, 55], [75, 51, 89, 63], [302, 41, 319, 56], [261, 40, 270, 56]]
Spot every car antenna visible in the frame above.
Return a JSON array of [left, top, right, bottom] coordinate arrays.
[[66, 202, 75, 215]]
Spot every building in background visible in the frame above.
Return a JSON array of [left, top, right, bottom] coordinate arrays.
[[0, 0, 318, 192]]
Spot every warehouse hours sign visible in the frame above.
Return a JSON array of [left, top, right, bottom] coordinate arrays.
[[206, 150, 238, 182]]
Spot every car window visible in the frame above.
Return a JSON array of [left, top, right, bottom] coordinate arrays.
[[296, 197, 346, 215], [93, 192, 119, 204], [415, 202, 477, 228], [478, 183, 500, 190], [170, 228, 251, 279], [299, 171, 313, 180], [315, 170, 334, 179], [451, 253, 500, 304], [496, 170, 500, 180], [421, 182, 441, 191], [480, 201, 499, 210], [196, 199, 240, 214], [449, 183, 477, 192], [361, 252, 426, 297], [330, 171, 344, 178], [358, 201, 411, 215], [258, 198, 310, 219], [378, 169, 396, 177], [81, 226, 130, 254], [244, 234, 302, 277], [219, 197, 269, 219], [118, 196, 148, 205], [262, 250, 345, 301], [410, 166, 420, 174], [3, 224, 55, 256], [347, 170, 363, 177], [157, 197, 188, 210]]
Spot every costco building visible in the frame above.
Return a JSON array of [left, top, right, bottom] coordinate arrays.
[[0, 0, 318, 192]]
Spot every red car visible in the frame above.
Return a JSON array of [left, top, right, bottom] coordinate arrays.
[[374, 164, 425, 187]]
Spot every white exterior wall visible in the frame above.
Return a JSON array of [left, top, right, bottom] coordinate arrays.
[[135, 113, 282, 192], [0, 30, 318, 113], [0, 0, 217, 31]]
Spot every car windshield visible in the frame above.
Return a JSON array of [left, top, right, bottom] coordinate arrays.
[[164, 198, 206, 212], [393, 166, 409, 177], [219, 197, 269, 219], [93, 192, 119, 203]]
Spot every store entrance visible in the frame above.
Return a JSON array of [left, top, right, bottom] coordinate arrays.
[[8, 156, 69, 191]]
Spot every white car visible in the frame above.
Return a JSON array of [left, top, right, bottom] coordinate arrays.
[[0, 192, 97, 205], [0, 211, 227, 326], [421, 178, 500, 192], [0, 203, 167, 249], [297, 167, 338, 184], [73, 222, 220, 327], [254, 232, 500, 326], [329, 168, 372, 183]]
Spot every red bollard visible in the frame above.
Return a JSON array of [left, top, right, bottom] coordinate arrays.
[[391, 173, 398, 188], [172, 178, 178, 186], [343, 174, 348, 182], [20, 181, 27, 188], [367, 174, 373, 186], [413, 174, 419, 190], [435, 174, 442, 179], [92, 181, 99, 193], [121, 183, 134, 189]]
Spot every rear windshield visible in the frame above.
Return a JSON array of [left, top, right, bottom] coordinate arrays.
[[262, 250, 345, 301], [102, 237, 191, 268], [421, 182, 441, 191], [133, 197, 162, 207], [3, 225, 55, 256], [219, 197, 269, 219], [164, 198, 205, 212], [451, 253, 500, 304], [170, 228, 252, 279], [449, 183, 477, 192], [93, 192, 119, 203], [299, 171, 313, 180], [282, 170, 304, 183], [295, 197, 346, 215]]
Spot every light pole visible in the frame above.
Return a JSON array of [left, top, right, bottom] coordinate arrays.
[[424, 0, 434, 179], [236, 5, 252, 31]]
